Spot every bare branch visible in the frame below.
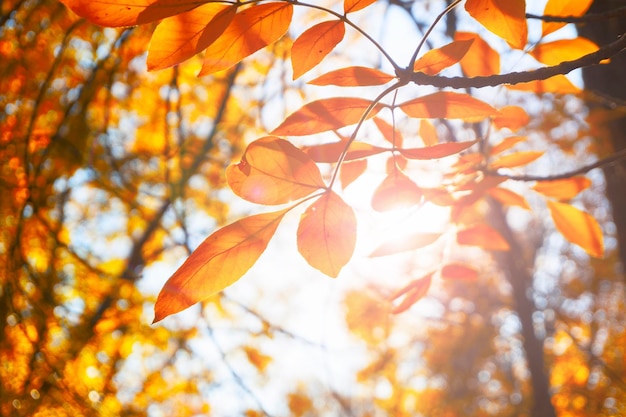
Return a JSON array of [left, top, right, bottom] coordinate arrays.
[[526, 6, 626, 24]]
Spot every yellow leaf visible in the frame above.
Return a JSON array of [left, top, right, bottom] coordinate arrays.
[[530, 38, 601, 66], [199, 3, 293, 76], [292, 20, 345, 80], [413, 39, 474, 75], [399, 91, 497, 121], [457, 224, 510, 250], [464, 0, 527, 49], [542, 0, 593, 36], [489, 151, 543, 169], [547, 200, 604, 258], [244, 347, 272, 372], [455, 32, 500, 77], [533, 176, 591, 200]]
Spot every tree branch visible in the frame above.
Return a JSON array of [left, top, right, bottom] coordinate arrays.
[[526, 6, 626, 23]]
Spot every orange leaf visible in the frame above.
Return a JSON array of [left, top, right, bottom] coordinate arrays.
[[59, 0, 201, 26], [297, 191, 356, 277], [441, 263, 478, 280], [390, 273, 433, 314], [371, 170, 422, 212], [153, 209, 288, 322], [542, 0, 593, 37], [530, 38, 601, 66], [492, 106, 529, 131], [489, 136, 526, 155], [464, 0, 527, 49], [400, 140, 477, 160], [308, 66, 395, 86], [507, 75, 580, 94], [419, 120, 439, 146], [547, 200, 604, 258], [199, 3, 293, 76], [147, 4, 236, 71], [488, 187, 530, 210], [399, 92, 497, 121], [489, 151, 543, 169], [272, 97, 383, 136], [533, 176, 591, 200], [455, 32, 500, 77], [370, 233, 441, 257], [292, 20, 345, 79], [340, 159, 368, 188], [413, 39, 474, 75], [373, 118, 404, 146], [344, 0, 377, 14], [302, 140, 385, 163], [226, 137, 325, 205], [457, 224, 510, 250]]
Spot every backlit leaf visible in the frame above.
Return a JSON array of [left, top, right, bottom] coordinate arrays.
[[531, 38, 601, 66], [465, 0, 527, 49], [533, 177, 591, 200], [308, 66, 395, 86], [441, 263, 478, 280], [492, 106, 529, 131], [489, 151, 543, 169], [147, 4, 236, 71], [507, 75, 580, 94], [399, 92, 497, 121], [272, 98, 383, 136], [419, 120, 439, 146], [370, 233, 441, 257], [344, 0, 377, 14], [488, 187, 530, 210], [542, 0, 593, 37], [373, 118, 404, 146], [390, 273, 434, 314], [455, 31, 500, 77], [371, 170, 422, 212], [489, 136, 526, 155], [226, 137, 325, 205], [153, 209, 289, 322], [59, 0, 201, 26], [292, 20, 345, 80], [297, 191, 356, 277], [302, 140, 385, 163], [413, 39, 474, 75], [199, 3, 293, 76], [457, 224, 510, 251], [547, 200, 604, 258], [340, 159, 368, 188], [399, 140, 477, 160]]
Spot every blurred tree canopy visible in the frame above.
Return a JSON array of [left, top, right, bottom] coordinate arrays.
[[1, 0, 625, 416]]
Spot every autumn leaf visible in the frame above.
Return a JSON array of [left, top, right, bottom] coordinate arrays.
[[507, 75, 580, 94], [344, 0, 377, 14], [547, 200, 604, 258], [492, 106, 530, 131], [399, 92, 497, 121], [457, 224, 510, 251], [199, 3, 293, 76], [413, 39, 474, 75], [297, 191, 357, 277], [455, 32, 500, 77], [153, 209, 289, 322], [340, 159, 368, 188], [147, 4, 236, 71], [302, 140, 385, 163], [370, 233, 441, 257], [59, 0, 201, 26], [308, 66, 395, 86], [399, 140, 477, 160], [530, 38, 601, 66], [292, 20, 345, 79], [441, 263, 478, 280], [542, 0, 593, 37], [489, 136, 526, 155], [371, 170, 422, 212], [489, 151, 543, 169], [464, 0, 527, 50], [419, 120, 439, 146], [373, 118, 404, 146], [272, 97, 383, 136], [226, 137, 326, 205], [533, 177, 591, 200], [488, 187, 530, 210], [390, 272, 434, 314]]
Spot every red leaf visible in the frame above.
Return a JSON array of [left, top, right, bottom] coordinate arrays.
[[441, 263, 478, 280], [371, 170, 422, 212], [308, 66, 395, 86], [199, 3, 293, 76], [399, 92, 497, 121], [390, 273, 434, 314], [399, 140, 477, 160], [292, 20, 345, 79], [297, 191, 357, 277], [153, 209, 288, 322], [457, 224, 510, 251], [226, 137, 325, 205], [272, 97, 383, 136]]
